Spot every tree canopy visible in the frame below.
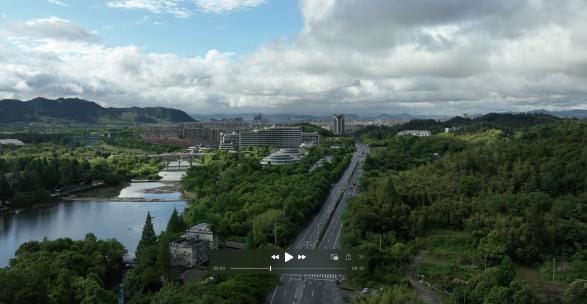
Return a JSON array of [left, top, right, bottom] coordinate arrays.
[[344, 118, 587, 303], [0, 234, 126, 304]]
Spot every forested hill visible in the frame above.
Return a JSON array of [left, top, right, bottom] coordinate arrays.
[[357, 112, 560, 146], [0, 97, 195, 124], [344, 119, 587, 303]]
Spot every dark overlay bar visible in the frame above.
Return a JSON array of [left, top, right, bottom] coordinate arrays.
[[209, 249, 367, 275]]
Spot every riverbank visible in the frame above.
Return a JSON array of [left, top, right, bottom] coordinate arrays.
[[0, 199, 55, 215], [62, 197, 185, 203], [0, 182, 115, 215]]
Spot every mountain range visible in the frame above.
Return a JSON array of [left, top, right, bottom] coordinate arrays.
[[0, 98, 195, 124], [528, 109, 587, 119]]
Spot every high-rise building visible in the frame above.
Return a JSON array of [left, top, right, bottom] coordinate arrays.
[[240, 127, 302, 148], [179, 125, 222, 146], [239, 126, 320, 148], [331, 114, 345, 135]]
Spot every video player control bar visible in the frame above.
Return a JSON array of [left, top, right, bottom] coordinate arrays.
[[209, 249, 367, 275]]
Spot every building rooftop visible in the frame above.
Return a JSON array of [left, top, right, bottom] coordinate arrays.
[[173, 237, 207, 247], [260, 148, 306, 165], [183, 223, 212, 234], [0, 139, 25, 146]]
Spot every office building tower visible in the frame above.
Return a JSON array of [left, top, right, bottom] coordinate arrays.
[[331, 114, 345, 135]]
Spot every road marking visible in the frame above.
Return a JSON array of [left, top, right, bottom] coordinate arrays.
[[271, 146, 368, 304], [269, 285, 278, 304], [305, 278, 337, 282], [311, 289, 315, 297], [333, 221, 343, 248]]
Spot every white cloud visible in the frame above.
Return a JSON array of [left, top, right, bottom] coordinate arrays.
[[3, 1, 587, 114], [194, 0, 266, 13], [4, 17, 100, 43], [105, 0, 192, 17], [48, 0, 69, 7], [104, 0, 266, 16]]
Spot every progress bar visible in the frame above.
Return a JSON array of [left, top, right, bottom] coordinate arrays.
[[230, 267, 347, 272]]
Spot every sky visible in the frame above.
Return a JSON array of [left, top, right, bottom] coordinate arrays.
[[1, 0, 587, 115]]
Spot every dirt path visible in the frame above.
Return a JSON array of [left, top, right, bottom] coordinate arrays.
[[405, 250, 441, 304]]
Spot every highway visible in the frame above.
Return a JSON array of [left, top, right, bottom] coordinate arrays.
[[268, 143, 369, 304]]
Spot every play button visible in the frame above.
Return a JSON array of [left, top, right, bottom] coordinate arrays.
[[284, 252, 293, 263]]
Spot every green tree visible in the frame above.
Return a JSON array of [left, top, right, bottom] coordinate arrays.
[[0, 172, 12, 201], [498, 256, 516, 286], [151, 283, 189, 304], [478, 231, 506, 269], [157, 232, 172, 280], [73, 273, 117, 304], [510, 282, 538, 304], [377, 177, 400, 205], [137, 212, 157, 256], [166, 208, 185, 237], [0, 236, 124, 304], [0, 269, 48, 304]]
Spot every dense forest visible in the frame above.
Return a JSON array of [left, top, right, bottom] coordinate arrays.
[[0, 234, 126, 304], [358, 112, 560, 146], [106, 132, 183, 154], [343, 116, 587, 303]]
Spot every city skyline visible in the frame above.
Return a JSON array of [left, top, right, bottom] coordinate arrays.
[[1, 1, 587, 115]]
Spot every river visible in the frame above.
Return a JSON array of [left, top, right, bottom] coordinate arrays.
[[0, 172, 188, 267]]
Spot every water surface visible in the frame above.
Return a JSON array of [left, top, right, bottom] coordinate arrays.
[[0, 182, 187, 266]]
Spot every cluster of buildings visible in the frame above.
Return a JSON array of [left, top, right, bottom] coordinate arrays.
[[141, 113, 355, 150], [143, 120, 322, 150], [219, 126, 320, 151]]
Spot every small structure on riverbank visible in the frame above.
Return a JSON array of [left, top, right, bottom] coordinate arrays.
[[170, 223, 218, 268], [397, 130, 431, 137], [0, 139, 25, 146]]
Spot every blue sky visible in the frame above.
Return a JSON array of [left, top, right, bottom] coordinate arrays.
[[1, 0, 587, 115], [0, 0, 302, 56]]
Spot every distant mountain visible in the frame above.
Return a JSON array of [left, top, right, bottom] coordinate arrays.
[[188, 112, 451, 122], [528, 109, 587, 119], [0, 97, 195, 124]]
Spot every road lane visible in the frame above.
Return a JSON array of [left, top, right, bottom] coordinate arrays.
[[269, 143, 370, 304]]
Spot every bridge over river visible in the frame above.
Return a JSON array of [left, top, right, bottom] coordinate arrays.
[[109, 152, 211, 170]]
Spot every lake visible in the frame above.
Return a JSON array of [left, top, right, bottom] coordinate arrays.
[[0, 180, 187, 267]]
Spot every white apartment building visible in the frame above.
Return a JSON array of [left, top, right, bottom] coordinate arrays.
[[239, 127, 319, 148]]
